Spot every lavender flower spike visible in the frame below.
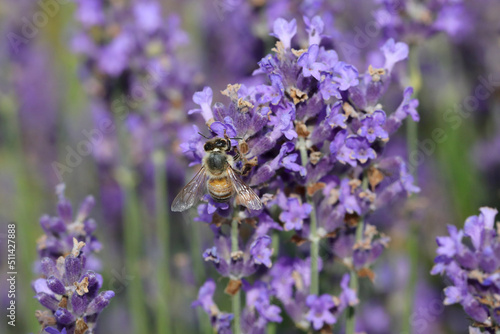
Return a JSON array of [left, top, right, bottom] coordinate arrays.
[[432, 207, 500, 331], [32, 184, 114, 332]]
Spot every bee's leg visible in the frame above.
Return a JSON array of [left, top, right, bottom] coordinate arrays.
[[241, 164, 252, 176], [241, 157, 258, 176], [233, 151, 241, 162], [232, 145, 243, 162], [223, 129, 231, 149]]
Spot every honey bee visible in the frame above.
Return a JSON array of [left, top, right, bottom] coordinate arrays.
[[171, 136, 262, 212]]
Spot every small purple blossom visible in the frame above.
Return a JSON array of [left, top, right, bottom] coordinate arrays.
[[250, 236, 273, 268], [298, 44, 327, 81], [346, 136, 377, 164], [357, 110, 388, 143], [189, 87, 214, 122], [381, 39, 409, 72], [133, 1, 162, 33], [97, 32, 134, 76], [339, 274, 359, 308], [306, 294, 337, 330], [244, 281, 282, 323], [270, 18, 297, 49], [326, 102, 347, 128], [192, 279, 217, 314], [210, 116, 238, 144], [279, 196, 313, 231], [333, 62, 359, 90], [434, 5, 472, 40], [319, 75, 341, 100], [304, 16, 325, 46]]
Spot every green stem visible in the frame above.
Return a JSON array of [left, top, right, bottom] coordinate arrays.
[[188, 211, 205, 285], [152, 150, 171, 334], [346, 218, 364, 334], [298, 137, 319, 296], [402, 44, 421, 334], [8, 97, 40, 333], [183, 210, 211, 334], [309, 204, 319, 296], [407, 43, 421, 180], [231, 219, 241, 334], [267, 322, 277, 334], [271, 231, 279, 259], [117, 126, 149, 334], [121, 172, 149, 334]]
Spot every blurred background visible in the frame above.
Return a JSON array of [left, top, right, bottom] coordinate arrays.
[[0, 0, 499, 333]]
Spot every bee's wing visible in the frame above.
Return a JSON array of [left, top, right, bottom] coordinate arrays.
[[171, 166, 208, 212], [227, 166, 263, 211]]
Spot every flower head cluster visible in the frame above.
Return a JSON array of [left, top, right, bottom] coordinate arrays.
[[432, 207, 500, 330], [72, 0, 198, 223], [241, 280, 283, 333], [202, 217, 278, 280], [187, 17, 418, 250], [33, 185, 114, 333], [267, 257, 357, 331], [36, 184, 101, 271], [187, 15, 419, 332]]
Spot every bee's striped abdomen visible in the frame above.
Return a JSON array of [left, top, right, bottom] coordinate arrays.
[[208, 177, 233, 202]]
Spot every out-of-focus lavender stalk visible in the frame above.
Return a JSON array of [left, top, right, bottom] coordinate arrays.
[[403, 44, 422, 334], [117, 129, 150, 334], [152, 149, 171, 333], [71, 1, 202, 332], [11, 93, 41, 332]]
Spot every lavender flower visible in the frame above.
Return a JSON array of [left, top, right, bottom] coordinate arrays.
[[33, 185, 113, 333], [306, 294, 337, 330], [189, 87, 215, 124], [192, 279, 234, 333], [278, 195, 313, 231], [192, 279, 218, 315], [271, 18, 297, 50], [249, 236, 273, 268], [241, 280, 282, 333], [432, 207, 500, 330], [36, 184, 101, 271], [184, 14, 418, 333]]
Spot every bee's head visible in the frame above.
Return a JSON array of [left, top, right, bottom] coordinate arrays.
[[204, 137, 230, 152]]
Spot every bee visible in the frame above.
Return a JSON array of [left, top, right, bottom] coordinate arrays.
[[171, 136, 262, 212]]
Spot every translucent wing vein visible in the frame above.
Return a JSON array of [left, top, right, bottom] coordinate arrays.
[[171, 167, 207, 212], [227, 167, 263, 211]]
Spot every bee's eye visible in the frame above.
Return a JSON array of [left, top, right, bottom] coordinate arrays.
[[216, 140, 225, 148], [204, 143, 211, 151]]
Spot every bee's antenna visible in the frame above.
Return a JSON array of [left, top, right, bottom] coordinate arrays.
[[230, 137, 243, 140], [198, 132, 210, 139]]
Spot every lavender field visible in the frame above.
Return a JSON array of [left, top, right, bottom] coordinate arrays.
[[1, 1, 500, 333]]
